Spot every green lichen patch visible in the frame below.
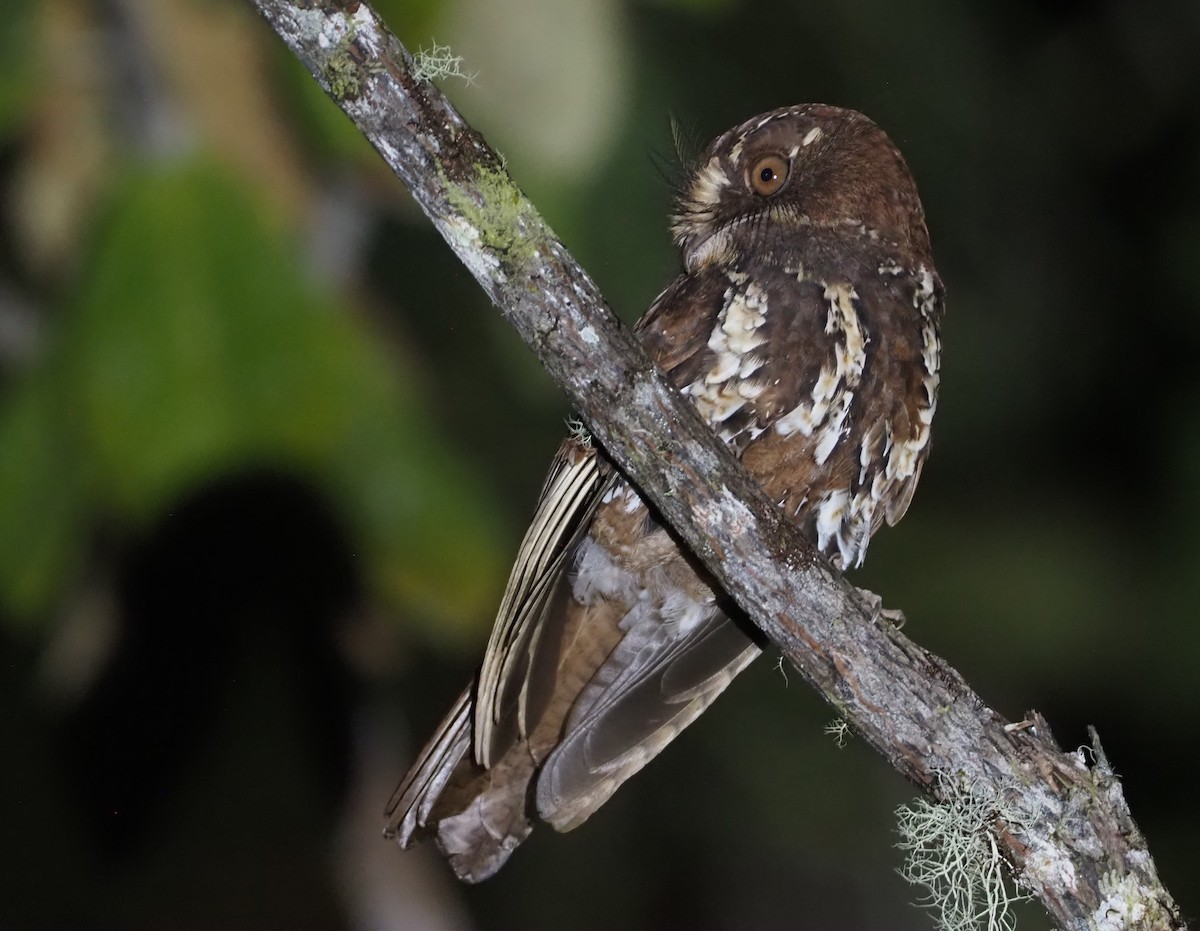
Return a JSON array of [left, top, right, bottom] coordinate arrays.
[[442, 165, 543, 269], [324, 47, 362, 100], [321, 22, 382, 101]]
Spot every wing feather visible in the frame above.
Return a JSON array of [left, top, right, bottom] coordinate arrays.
[[474, 437, 614, 766], [536, 607, 759, 831], [383, 686, 472, 846]]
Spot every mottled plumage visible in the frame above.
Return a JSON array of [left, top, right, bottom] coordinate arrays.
[[385, 104, 944, 882]]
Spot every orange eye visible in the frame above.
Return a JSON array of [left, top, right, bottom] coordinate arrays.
[[748, 154, 790, 196]]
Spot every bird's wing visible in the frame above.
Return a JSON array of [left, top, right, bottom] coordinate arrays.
[[474, 436, 615, 767], [535, 596, 760, 831]]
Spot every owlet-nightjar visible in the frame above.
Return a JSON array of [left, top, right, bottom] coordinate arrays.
[[385, 103, 944, 883]]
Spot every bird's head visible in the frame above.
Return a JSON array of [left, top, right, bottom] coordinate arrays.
[[671, 104, 931, 273]]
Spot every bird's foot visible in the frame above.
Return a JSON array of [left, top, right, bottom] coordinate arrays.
[[856, 585, 906, 629]]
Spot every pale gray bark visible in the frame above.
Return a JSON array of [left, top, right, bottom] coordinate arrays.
[[248, 3, 1185, 928]]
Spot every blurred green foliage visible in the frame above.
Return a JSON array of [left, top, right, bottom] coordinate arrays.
[[0, 0, 36, 134], [0, 161, 505, 638]]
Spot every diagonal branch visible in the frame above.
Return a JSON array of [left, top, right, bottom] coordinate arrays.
[[248, 3, 1185, 928]]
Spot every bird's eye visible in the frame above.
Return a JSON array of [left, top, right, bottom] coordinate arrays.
[[748, 154, 790, 196]]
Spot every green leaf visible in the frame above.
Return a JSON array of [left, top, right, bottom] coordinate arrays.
[[0, 370, 88, 624]]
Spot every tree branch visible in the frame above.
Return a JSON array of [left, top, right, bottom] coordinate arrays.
[[248, 3, 1185, 928]]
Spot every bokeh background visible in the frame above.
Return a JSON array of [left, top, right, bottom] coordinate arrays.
[[1, 0, 1198, 928]]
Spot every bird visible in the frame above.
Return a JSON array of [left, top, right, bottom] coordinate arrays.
[[384, 103, 943, 882]]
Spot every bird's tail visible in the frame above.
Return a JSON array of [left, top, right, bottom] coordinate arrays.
[[383, 686, 538, 883]]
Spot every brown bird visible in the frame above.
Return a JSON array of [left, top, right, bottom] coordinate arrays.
[[385, 104, 943, 882]]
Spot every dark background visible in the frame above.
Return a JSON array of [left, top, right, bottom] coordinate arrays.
[[1, 0, 1197, 928]]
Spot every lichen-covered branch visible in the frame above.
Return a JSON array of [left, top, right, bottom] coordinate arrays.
[[247, 2, 1185, 928]]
